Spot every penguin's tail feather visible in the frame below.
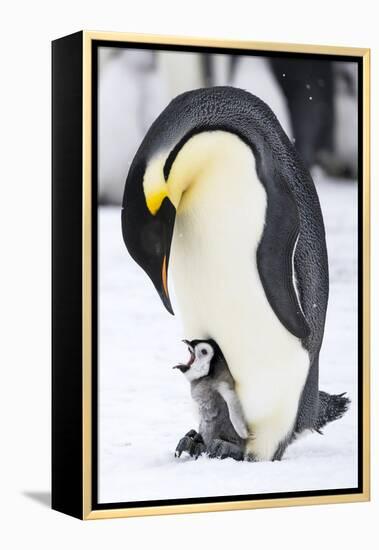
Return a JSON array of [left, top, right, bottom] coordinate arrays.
[[314, 391, 351, 434]]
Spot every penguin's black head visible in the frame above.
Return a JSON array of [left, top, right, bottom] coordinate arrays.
[[185, 339, 222, 359], [121, 87, 243, 316], [121, 155, 176, 314], [173, 338, 221, 380]]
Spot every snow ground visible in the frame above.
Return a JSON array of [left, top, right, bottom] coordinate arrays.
[[98, 173, 358, 504]]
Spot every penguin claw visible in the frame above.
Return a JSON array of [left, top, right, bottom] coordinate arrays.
[[175, 430, 205, 459], [174, 436, 192, 457], [193, 441, 206, 459]]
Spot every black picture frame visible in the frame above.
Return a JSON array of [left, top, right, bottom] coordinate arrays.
[[52, 31, 370, 520]]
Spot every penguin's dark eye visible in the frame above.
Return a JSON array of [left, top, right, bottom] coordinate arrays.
[[201, 348, 208, 356]]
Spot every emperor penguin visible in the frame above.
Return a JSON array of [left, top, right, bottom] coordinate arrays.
[[173, 339, 248, 461], [121, 87, 329, 462]]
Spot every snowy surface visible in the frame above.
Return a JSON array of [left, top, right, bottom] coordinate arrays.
[[98, 173, 358, 504]]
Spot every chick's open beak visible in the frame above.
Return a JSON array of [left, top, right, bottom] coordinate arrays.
[[173, 341, 195, 371]]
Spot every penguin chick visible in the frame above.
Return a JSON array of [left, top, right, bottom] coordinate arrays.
[[173, 339, 248, 461]]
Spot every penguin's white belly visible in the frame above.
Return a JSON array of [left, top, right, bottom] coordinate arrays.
[[170, 132, 309, 460]]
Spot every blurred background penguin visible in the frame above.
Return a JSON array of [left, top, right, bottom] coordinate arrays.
[[98, 48, 358, 204]]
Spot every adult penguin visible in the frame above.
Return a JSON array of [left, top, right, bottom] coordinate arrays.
[[121, 87, 329, 461]]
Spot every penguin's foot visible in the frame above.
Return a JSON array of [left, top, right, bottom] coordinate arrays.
[[175, 430, 205, 459], [207, 439, 244, 461], [245, 452, 258, 462]]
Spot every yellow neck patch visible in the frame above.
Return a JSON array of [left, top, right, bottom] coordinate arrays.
[[143, 131, 246, 216], [146, 187, 169, 215]]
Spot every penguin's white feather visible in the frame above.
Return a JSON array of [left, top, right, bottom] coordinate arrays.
[[217, 382, 249, 440], [291, 235, 305, 316]]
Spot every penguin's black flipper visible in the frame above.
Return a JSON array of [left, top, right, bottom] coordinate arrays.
[[256, 144, 311, 340], [314, 391, 350, 433]]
